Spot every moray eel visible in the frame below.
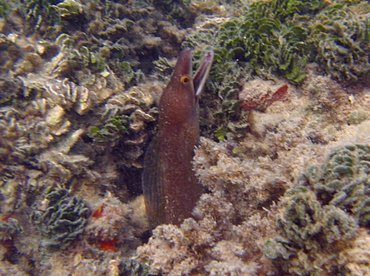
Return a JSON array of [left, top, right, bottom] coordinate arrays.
[[143, 49, 214, 227]]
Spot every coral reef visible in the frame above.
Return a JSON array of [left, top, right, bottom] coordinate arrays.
[[154, 0, 198, 27], [137, 66, 369, 274], [31, 188, 90, 250], [0, 0, 369, 274], [19, 0, 63, 33], [184, 0, 369, 138]]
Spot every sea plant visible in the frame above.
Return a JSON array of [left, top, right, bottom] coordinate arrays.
[[154, 0, 196, 27], [20, 0, 63, 32], [309, 3, 370, 81], [0, 218, 22, 241], [31, 188, 90, 250], [52, 0, 83, 19], [264, 144, 369, 273], [89, 115, 130, 145], [264, 186, 358, 274], [119, 259, 150, 276], [309, 144, 370, 226], [211, 0, 329, 84], [215, 11, 307, 84], [0, 0, 11, 18], [185, 0, 318, 139]]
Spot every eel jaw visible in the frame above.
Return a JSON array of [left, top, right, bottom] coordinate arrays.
[[193, 50, 214, 97]]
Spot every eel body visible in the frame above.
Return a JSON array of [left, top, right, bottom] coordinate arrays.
[[143, 49, 214, 227]]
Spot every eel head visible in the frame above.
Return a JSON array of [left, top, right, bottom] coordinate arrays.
[[159, 49, 214, 124]]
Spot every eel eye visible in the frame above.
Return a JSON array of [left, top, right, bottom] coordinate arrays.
[[180, 75, 191, 84]]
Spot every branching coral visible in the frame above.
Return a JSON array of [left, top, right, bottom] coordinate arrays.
[[137, 135, 291, 275], [31, 188, 90, 250], [137, 190, 275, 275], [193, 137, 287, 219], [137, 224, 200, 275]]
